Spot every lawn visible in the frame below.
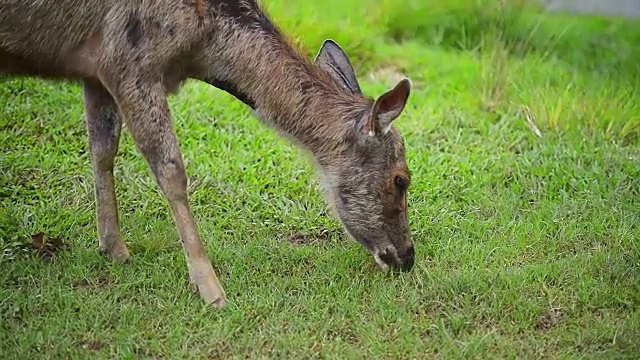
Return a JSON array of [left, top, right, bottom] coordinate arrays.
[[1, 0, 639, 358]]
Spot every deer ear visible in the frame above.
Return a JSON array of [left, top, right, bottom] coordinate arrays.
[[314, 39, 362, 94], [364, 79, 411, 136]]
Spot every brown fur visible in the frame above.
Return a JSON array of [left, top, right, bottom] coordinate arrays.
[[0, 0, 414, 308]]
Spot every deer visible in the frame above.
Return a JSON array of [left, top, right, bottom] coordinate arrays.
[[0, 0, 414, 309]]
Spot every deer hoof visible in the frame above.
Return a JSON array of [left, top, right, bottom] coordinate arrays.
[[191, 276, 227, 308], [194, 282, 227, 308], [99, 242, 131, 264]]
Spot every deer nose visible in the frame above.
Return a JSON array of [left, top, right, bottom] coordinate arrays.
[[398, 245, 415, 272]]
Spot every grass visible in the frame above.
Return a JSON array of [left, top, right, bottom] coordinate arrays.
[[1, 0, 639, 358]]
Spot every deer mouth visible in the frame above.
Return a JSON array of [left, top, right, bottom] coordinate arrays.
[[341, 226, 415, 272], [373, 245, 415, 272]]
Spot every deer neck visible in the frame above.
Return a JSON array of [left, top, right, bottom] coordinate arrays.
[[202, 25, 369, 161]]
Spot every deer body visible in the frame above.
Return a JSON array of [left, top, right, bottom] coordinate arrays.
[[1, 0, 414, 308]]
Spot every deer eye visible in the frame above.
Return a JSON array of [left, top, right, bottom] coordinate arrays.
[[394, 176, 409, 191]]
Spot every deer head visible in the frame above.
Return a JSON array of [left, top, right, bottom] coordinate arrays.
[[314, 40, 414, 272]]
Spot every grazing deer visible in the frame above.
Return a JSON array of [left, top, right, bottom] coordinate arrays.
[[0, 0, 414, 308]]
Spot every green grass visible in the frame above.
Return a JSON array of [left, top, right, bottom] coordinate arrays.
[[1, 0, 640, 358]]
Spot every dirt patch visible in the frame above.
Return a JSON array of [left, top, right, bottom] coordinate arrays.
[[536, 307, 562, 330], [74, 279, 92, 291], [30, 232, 67, 262], [287, 234, 317, 246], [73, 275, 113, 292], [287, 229, 346, 246], [78, 339, 106, 352], [3, 306, 24, 328]]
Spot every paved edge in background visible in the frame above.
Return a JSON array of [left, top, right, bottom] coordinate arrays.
[[538, 0, 640, 18]]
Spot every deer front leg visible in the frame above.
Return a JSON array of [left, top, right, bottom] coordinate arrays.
[[83, 79, 130, 263], [100, 75, 226, 308]]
